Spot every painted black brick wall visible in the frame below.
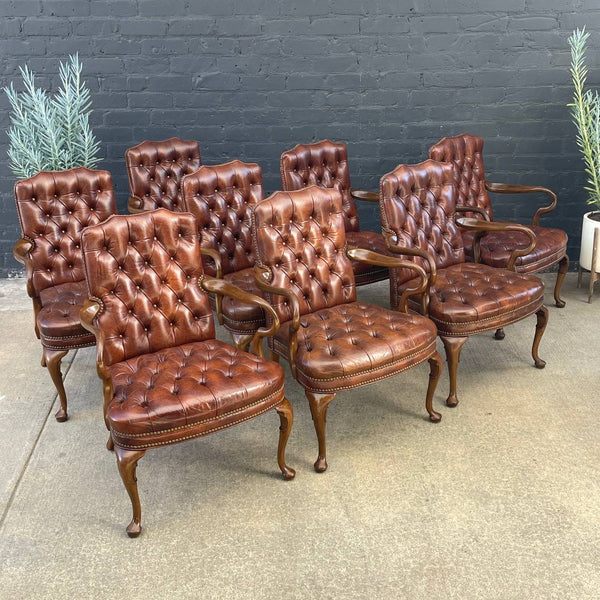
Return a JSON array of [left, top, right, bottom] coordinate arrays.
[[1, 0, 599, 276]]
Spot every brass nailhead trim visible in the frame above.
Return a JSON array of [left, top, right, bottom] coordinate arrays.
[[111, 387, 284, 438]]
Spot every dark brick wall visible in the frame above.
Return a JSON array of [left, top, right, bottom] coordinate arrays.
[[1, 0, 599, 276]]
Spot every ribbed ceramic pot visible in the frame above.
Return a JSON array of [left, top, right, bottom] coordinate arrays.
[[579, 211, 600, 271]]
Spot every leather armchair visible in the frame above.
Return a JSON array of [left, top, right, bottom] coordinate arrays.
[[379, 159, 549, 408], [252, 185, 443, 473], [182, 160, 265, 350], [80, 209, 294, 537], [13, 167, 117, 422], [429, 134, 568, 326], [280, 139, 390, 286], [125, 137, 201, 213]]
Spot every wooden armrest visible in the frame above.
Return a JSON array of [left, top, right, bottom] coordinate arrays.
[[127, 195, 146, 214], [254, 265, 301, 374], [13, 237, 34, 265], [381, 228, 437, 286], [80, 298, 115, 426], [200, 275, 280, 359], [485, 181, 557, 226], [199, 247, 223, 324], [350, 188, 379, 203], [346, 246, 429, 312], [457, 217, 537, 271], [455, 205, 491, 221]]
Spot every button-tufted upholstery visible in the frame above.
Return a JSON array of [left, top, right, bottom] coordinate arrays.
[[80, 208, 294, 537], [379, 160, 549, 408], [125, 137, 201, 212], [428, 133, 492, 219], [13, 167, 118, 421], [252, 186, 443, 472], [429, 133, 568, 306], [181, 161, 265, 344], [280, 140, 389, 286]]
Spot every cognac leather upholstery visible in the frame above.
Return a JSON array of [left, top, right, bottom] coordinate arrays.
[[424, 263, 544, 336], [81, 208, 294, 536], [429, 133, 568, 278], [280, 140, 389, 286], [466, 225, 568, 272], [253, 185, 442, 472], [182, 161, 265, 340], [14, 167, 117, 420], [125, 137, 201, 212], [380, 160, 548, 406], [271, 302, 437, 393]]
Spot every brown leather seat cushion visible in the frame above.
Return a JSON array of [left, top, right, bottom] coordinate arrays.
[[37, 281, 95, 349], [221, 268, 266, 333], [271, 301, 437, 393], [346, 230, 390, 285], [424, 263, 545, 335], [108, 339, 284, 449], [466, 226, 568, 272]]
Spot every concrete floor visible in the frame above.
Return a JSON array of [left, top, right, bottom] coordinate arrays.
[[0, 273, 598, 599]]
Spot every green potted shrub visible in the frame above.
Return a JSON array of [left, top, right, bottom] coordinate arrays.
[[568, 28, 600, 280], [4, 53, 101, 179]]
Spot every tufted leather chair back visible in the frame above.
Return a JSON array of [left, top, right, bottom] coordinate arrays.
[[126, 138, 201, 212], [252, 186, 356, 324], [379, 160, 465, 272], [280, 140, 360, 233], [14, 167, 117, 297], [181, 160, 262, 276], [81, 209, 214, 367], [428, 133, 492, 220]]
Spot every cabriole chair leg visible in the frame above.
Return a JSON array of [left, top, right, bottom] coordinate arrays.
[[426, 351, 443, 423], [115, 446, 146, 538], [554, 255, 569, 308], [275, 398, 295, 480], [42, 348, 69, 422], [532, 306, 549, 369], [440, 336, 468, 408], [306, 391, 336, 473]]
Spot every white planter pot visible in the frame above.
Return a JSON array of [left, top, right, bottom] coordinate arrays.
[[579, 211, 600, 271]]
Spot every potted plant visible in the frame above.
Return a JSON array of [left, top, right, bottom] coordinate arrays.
[[568, 28, 600, 288], [4, 53, 101, 179]]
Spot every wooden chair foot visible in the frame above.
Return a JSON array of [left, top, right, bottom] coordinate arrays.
[[532, 306, 549, 369], [494, 328, 505, 340], [441, 336, 468, 408], [554, 255, 568, 308], [426, 351, 443, 422], [306, 391, 335, 473], [42, 348, 69, 422], [115, 446, 146, 538], [275, 398, 295, 480]]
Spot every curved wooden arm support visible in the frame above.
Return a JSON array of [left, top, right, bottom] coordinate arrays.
[[200, 275, 280, 358], [254, 265, 300, 373], [455, 205, 491, 221], [457, 217, 537, 271], [13, 237, 34, 265], [199, 247, 223, 324], [127, 195, 145, 214], [346, 247, 429, 312], [350, 188, 379, 203], [382, 228, 438, 291], [80, 298, 113, 429], [14, 237, 41, 330], [485, 181, 557, 226]]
